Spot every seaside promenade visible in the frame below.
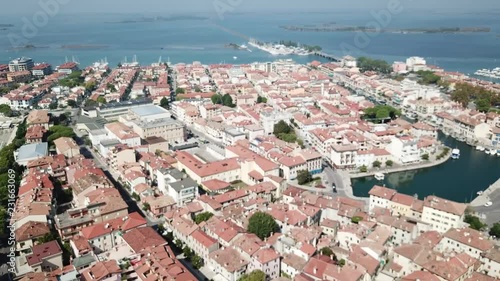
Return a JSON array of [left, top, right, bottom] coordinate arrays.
[[470, 178, 500, 225], [350, 148, 452, 179]]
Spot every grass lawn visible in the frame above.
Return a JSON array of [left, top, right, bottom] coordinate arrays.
[[232, 181, 249, 189]]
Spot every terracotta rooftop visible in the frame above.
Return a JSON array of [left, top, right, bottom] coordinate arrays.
[[81, 260, 121, 281], [26, 240, 62, 266], [15, 221, 50, 242], [209, 247, 249, 273], [424, 195, 467, 216], [27, 110, 49, 125], [368, 185, 396, 200], [122, 226, 167, 253], [443, 227, 493, 252], [401, 271, 441, 281], [201, 179, 231, 192]]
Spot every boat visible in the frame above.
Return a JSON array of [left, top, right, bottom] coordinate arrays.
[[374, 173, 385, 181], [485, 148, 495, 155], [477, 191, 483, 195], [233, 56, 238, 60], [476, 146, 485, 151], [451, 148, 460, 159]]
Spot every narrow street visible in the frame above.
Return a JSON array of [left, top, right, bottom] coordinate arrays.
[[80, 144, 162, 227]]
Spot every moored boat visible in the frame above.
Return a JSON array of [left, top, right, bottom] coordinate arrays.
[[451, 148, 460, 159], [374, 172, 385, 181]]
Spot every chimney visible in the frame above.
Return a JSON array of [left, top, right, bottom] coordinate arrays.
[[313, 267, 317, 274]]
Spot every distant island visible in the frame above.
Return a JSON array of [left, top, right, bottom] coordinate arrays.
[[61, 45, 109, 49], [276, 40, 322, 52], [280, 24, 491, 34], [11, 44, 49, 50], [224, 43, 252, 52], [106, 15, 208, 24]]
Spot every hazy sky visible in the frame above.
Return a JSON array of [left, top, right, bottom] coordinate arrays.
[[2, 0, 499, 15]]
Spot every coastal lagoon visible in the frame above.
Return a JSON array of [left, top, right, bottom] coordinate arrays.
[[1, 10, 500, 75], [352, 133, 500, 203]]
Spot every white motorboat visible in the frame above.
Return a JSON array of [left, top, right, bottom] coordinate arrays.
[[451, 148, 460, 159], [485, 148, 495, 155], [477, 191, 483, 195], [374, 173, 385, 181], [476, 146, 485, 151]]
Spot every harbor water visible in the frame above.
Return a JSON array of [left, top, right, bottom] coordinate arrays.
[[1, 11, 500, 74], [352, 133, 500, 203]]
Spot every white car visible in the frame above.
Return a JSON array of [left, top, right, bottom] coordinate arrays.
[[484, 201, 493, 207]]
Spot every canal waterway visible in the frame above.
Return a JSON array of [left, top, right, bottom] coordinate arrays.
[[352, 133, 500, 203]]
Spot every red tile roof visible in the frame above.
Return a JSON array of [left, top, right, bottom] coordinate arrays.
[[122, 226, 167, 253], [26, 241, 62, 266], [368, 185, 396, 200]]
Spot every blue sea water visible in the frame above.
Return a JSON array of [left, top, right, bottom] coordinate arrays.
[[0, 10, 499, 74]]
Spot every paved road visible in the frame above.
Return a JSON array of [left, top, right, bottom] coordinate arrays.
[[82, 145, 162, 226], [472, 184, 500, 225]]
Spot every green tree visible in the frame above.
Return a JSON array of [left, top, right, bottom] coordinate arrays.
[[320, 247, 334, 258], [489, 223, 500, 238], [49, 102, 58, 110], [338, 259, 346, 267], [274, 120, 292, 135], [464, 214, 487, 231], [191, 255, 203, 269], [174, 238, 183, 248], [211, 93, 223, 105], [372, 161, 382, 168], [160, 97, 169, 109], [85, 99, 98, 107], [84, 81, 96, 91], [385, 160, 393, 167], [96, 96, 107, 104], [222, 94, 235, 107], [175, 88, 186, 94], [476, 98, 491, 113], [106, 83, 115, 92], [363, 105, 400, 123], [142, 203, 150, 212], [359, 165, 368, 173], [421, 154, 430, 161], [357, 57, 391, 73], [351, 216, 363, 224], [194, 86, 202, 92], [247, 212, 279, 240], [194, 212, 214, 224], [238, 270, 266, 281], [297, 170, 313, 185], [416, 70, 441, 85], [257, 96, 267, 103], [0, 104, 12, 117], [37, 232, 57, 244], [183, 246, 194, 259], [67, 100, 77, 108], [47, 126, 76, 143]]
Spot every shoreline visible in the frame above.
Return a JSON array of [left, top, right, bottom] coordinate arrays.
[[331, 147, 452, 201], [470, 178, 500, 207], [349, 148, 452, 179]]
